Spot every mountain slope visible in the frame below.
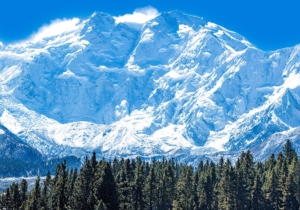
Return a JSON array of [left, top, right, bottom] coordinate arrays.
[[0, 124, 42, 162], [0, 11, 299, 163]]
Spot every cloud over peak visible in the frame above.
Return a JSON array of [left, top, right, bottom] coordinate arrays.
[[114, 6, 159, 24], [27, 18, 81, 42]]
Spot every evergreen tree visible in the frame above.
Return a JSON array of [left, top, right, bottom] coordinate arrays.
[[40, 171, 51, 209], [265, 154, 276, 172], [281, 173, 298, 210], [112, 158, 121, 176], [144, 166, 157, 210], [19, 179, 28, 209], [51, 160, 69, 210], [251, 174, 265, 210], [192, 169, 200, 209], [289, 157, 300, 206], [217, 163, 236, 210], [235, 151, 255, 209], [216, 157, 224, 179], [26, 176, 41, 210], [10, 182, 21, 210], [69, 157, 93, 210], [197, 173, 209, 209], [93, 160, 119, 210], [197, 164, 216, 210], [90, 152, 98, 173], [263, 169, 280, 210], [144, 161, 150, 177], [208, 161, 217, 209], [283, 140, 297, 164], [173, 166, 195, 210], [132, 157, 145, 210], [4, 186, 12, 210], [159, 164, 175, 210], [65, 168, 77, 208], [116, 158, 134, 209]]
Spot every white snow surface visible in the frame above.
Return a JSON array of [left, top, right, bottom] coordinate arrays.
[[0, 11, 300, 163]]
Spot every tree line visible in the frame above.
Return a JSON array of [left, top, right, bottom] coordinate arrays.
[[1, 140, 300, 210]]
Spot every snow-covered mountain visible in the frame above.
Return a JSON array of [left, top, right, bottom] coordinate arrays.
[[0, 124, 42, 162], [0, 11, 300, 164]]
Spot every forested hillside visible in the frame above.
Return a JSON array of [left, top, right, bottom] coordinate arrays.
[[1, 140, 299, 210]]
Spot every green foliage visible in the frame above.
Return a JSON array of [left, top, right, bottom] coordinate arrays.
[[93, 160, 118, 210], [2, 140, 300, 210], [144, 166, 157, 210], [173, 166, 195, 209], [69, 157, 93, 210], [26, 176, 41, 210]]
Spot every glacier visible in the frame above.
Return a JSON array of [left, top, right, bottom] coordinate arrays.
[[0, 11, 300, 164]]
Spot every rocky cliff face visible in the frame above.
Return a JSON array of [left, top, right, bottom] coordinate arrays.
[[0, 11, 300, 163]]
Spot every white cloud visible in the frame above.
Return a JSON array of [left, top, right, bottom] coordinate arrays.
[[28, 18, 81, 42], [114, 6, 159, 24], [0, 42, 3, 46]]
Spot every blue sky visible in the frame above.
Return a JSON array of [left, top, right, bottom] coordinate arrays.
[[0, 0, 299, 51]]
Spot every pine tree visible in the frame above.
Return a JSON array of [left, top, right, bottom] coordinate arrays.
[[263, 169, 280, 210], [90, 152, 98, 173], [4, 187, 12, 210], [197, 173, 209, 209], [216, 157, 224, 179], [40, 171, 51, 209], [93, 160, 119, 210], [159, 164, 175, 210], [217, 164, 237, 210], [19, 179, 28, 209], [289, 157, 300, 206], [265, 153, 276, 172], [144, 161, 150, 177], [235, 150, 255, 209], [281, 172, 298, 210], [132, 157, 145, 210], [51, 160, 69, 210], [10, 182, 21, 210], [173, 166, 195, 210], [251, 174, 265, 210], [283, 140, 297, 164], [26, 176, 41, 210], [144, 166, 157, 210], [208, 161, 217, 209], [69, 157, 93, 210], [65, 168, 77, 208], [112, 158, 121, 176], [116, 158, 134, 209], [192, 169, 200, 209]]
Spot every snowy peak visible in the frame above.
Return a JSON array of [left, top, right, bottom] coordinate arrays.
[[0, 11, 299, 163], [81, 12, 116, 38]]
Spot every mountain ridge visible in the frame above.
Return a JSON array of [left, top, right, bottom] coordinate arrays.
[[0, 11, 299, 164]]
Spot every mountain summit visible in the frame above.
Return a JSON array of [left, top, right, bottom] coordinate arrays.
[[0, 11, 299, 163]]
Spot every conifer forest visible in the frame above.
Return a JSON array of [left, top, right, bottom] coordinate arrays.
[[1, 140, 300, 210]]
